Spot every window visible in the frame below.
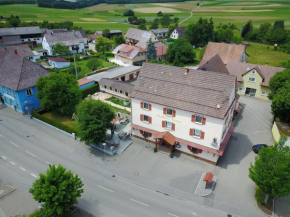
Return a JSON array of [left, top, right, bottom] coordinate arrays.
[[165, 121, 172, 129], [248, 77, 256, 82], [125, 92, 129, 96], [239, 85, 243, 91], [28, 39, 30, 41], [110, 87, 112, 90], [166, 108, 173, 116], [261, 90, 266, 95], [143, 131, 149, 137], [115, 89, 117, 92], [26, 88, 33, 96], [5, 87, 9, 94], [195, 115, 202, 123], [12, 90, 15, 97], [143, 115, 149, 122], [252, 70, 256, 74], [212, 138, 218, 146], [144, 102, 149, 110], [120, 90, 123, 94], [104, 85, 107, 89], [193, 129, 201, 137]]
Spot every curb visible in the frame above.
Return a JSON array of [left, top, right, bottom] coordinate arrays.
[[255, 200, 272, 217], [0, 184, 16, 199]]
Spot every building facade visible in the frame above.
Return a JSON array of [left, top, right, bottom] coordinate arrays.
[[170, 27, 185, 39], [48, 57, 71, 69], [112, 44, 146, 66]]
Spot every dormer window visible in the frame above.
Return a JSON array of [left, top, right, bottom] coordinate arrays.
[[252, 70, 256, 74]]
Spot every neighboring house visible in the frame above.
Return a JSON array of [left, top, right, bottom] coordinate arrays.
[[42, 30, 86, 55], [94, 30, 122, 38], [112, 44, 146, 66], [4, 44, 39, 62], [170, 27, 185, 39], [151, 28, 168, 39], [154, 41, 168, 62], [87, 34, 101, 43], [2, 36, 22, 46], [124, 28, 158, 47], [87, 66, 141, 82], [201, 42, 248, 65], [34, 48, 48, 57], [78, 78, 95, 90], [197, 54, 229, 74], [99, 78, 134, 99], [48, 57, 71, 69], [130, 63, 238, 165], [0, 27, 43, 46], [0, 51, 50, 113], [226, 62, 285, 100]]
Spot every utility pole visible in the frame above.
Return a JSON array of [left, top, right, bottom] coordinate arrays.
[[73, 51, 78, 79]]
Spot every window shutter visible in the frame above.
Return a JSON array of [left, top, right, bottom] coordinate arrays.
[[149, 117, 152, 124], [162, 121, 165, 128], [198, 149, 203, 154], [200, 131, 205, 139], [140, 130, 143, 134], [172, 123, 175, 131], [191, 115, 196, 122], [148, 133, 152, 137], [140, 114, 143, 121], [140, 102, 144, 108], [187, 145, 192, 151], [189, 128, 193, 136], [202, 117, 206, 125], [163, 108, 166, 114], [149, 104, 152, 111], [173, 110, 176, 117]]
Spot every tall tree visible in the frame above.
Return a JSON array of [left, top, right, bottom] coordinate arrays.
[[52, 42, 71, 56], [146, 39, 157, 60], [95, 37, 113, 53], [29, 164, 83, 217], [7, 15, 21, 27], [77, 99, 115, 144], [257, 23, 271, 43], [123, 10, 134, 16], [266, 27, 288, 44], [241, 20, 253, 38], [160, 14, 171, 27], [271, 82, 290, 122], [113, 35, 125, 47], [86, 58, 102, 71], [150, 20, 159, 30], [216, 27, 234, 43], [268, 69, 290, 99], [249, 141, 290, 204], [102, 29, 110, 38], [167, 38, 195, 66], [273, 20, 285, 30], [138, 23, 147, 30], [36, 72, 82, 115]]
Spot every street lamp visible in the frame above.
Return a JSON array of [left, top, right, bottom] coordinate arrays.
[[38, 204, 44, 217]]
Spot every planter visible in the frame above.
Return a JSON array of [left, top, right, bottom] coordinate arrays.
[[170, 153, 173, 158], [154, 148, 157, 153], [123, 101, 130, 106]]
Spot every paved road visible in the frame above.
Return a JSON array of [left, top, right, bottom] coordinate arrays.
[[0, 111, 232, 217]]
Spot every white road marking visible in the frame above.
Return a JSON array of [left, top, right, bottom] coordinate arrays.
[[130, 198, 149, 207], [31, 173, 38, 178], [192, 212, 197, 216], [253, 130, 268, 134], [10, 141, 18, 147], [26, 151, 36, 157], [0, 134, 3, 137], [20, 167, 26, 171], [97, 185, 114, 193], [10, 161, 16, 165], [1, 156, 7, 160], [168, 213, 179, 217]]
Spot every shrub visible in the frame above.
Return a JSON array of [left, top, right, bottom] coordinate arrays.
[[81, 83, 99, 99]]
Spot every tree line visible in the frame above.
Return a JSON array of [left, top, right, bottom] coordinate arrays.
[[0, 0, 35, 5]]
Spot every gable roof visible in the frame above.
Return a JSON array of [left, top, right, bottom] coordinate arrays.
[[226, 62, 285, 86], [201, 42, 247, 64], [174, 27, 185, 38], [99, 78, 135, 94], [0, 27, 42, 37], [0, 51, 50, 91], [113, 44, 146, 59], [44, 30, 85, 46], [2, 35, 22, 45], [78, 78, 95, 86], [5, 44, 34, 57], [125, 28, 153, 42], [48, 57, 70, 62], [151, 28, 168, 34], [131, 63, 236, 119], [198, 54, 229, 74]]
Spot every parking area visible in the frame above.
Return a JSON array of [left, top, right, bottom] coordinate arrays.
[[105, 96, 275, 215]]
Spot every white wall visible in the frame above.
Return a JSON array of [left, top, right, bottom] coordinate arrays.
[[131, 98, 225, 151], [170, 30, 179, 39], [100, 85, 130, 99], [21, 37, 42, 44]]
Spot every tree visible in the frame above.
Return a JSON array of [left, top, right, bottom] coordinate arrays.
[[268, 69, 290, 99], [113, 35, 125, 47], [138, 23, 147, 30], [167, 24, 176, 37], [86, 58, 102, 71], [157, 11, 163, 17], [146, 39, 157, 60], [95, 37, 113, 53], [77, 99, 115, 144], [273, 20, 284, 30], [150, 21, 159, 30], [266, 27, 288, 44], [52, 42, 71, 56], [160, 14, 171, 27], [102, 29, 110, 38], [257, 23, 271, 43], [173, 17, 179, 24], [36, 72, 82, 115], [241, 20, 253, 38], [249, 141, 290, 204], [167, 38, 195, 66], [7, 15, 21, 27], [123, 10, 134, 16], [29, 164, 83, 217], [271, 82, 290, 122], [216, 27, 234, 43]]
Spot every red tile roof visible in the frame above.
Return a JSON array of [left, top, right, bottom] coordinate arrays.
[[198, 54, 229, 74], [77, 78, 95, 86], [48, 57, 70, 62]]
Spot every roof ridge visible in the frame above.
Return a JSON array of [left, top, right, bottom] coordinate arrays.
[[16, 56, 25, 91]]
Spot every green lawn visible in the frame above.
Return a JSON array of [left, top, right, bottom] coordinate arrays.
[[107, 96, 130, 108]]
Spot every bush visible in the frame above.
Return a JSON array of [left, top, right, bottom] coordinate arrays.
[[32, 111, 78, 135], [81, 83, 99, 99]]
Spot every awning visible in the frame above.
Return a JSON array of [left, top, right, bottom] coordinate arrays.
[[154, 131, 176, 146]]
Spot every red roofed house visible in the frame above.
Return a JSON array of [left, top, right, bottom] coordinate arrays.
[[48, 57, 70, 69], [77, 78, 96, 90], [112, 44, 146, 66]]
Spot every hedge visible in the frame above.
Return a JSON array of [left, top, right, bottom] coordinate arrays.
[[81, 83, 99, 99], [32, 111, 78, 135]]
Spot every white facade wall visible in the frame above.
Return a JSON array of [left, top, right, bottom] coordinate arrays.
[[21, 37, 43, 44], [170, 30, 179, 39], [100, 86, 130, 99]]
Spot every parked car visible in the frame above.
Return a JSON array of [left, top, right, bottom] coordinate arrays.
[[252, 144, 268, 154]]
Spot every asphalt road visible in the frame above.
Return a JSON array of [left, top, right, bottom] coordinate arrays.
[[0, 113, 232, 217]]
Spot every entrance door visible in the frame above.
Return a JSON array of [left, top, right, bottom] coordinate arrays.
[[245, 88, 256, 97]]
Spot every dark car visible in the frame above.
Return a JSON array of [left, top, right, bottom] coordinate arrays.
[[252, 144, 268, 154]]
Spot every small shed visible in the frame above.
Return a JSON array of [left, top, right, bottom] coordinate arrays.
[[78, 78, 96, 90], [48, 57, 70, 69]]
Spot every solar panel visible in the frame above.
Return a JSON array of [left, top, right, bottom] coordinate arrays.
[[129, 50, 138, 59], [141, 32, 151, 38], [112, 45, 121, 54]]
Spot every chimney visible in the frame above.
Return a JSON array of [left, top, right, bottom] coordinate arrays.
[[184, 68, 189, 75], [51, 31, 53, 35], [14, 50, 17, 55]]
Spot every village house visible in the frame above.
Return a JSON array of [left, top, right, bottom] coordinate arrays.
[[99, 78, 135, 99], [201, 42, 248, 64], [2, 44, 40, 62], [0, 51, 50, 113], [94, 30, 122, 38], [48, 57, 71, 69], [42, 30, 86, 55], [130, 63, 238, 165], [1, 35, 22, 46], [124, 28, 158, 47], [77, 78, 96, 90], [151, 28, 168, 39], [170, 27, 185, 39]]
